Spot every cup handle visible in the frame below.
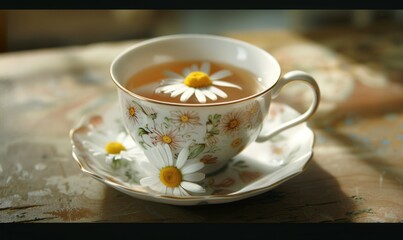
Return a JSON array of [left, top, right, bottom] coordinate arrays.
[[256, 70, 320, 142]]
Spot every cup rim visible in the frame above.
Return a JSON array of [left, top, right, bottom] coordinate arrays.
[[110, 33, 282, 107]]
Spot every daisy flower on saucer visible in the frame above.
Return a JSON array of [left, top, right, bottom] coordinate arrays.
[[83, 130, 144, 169], [139, 143, 206, 196], [155, 62, 242, 103]]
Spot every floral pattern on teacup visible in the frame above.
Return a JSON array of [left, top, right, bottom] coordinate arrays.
[[125, 99, 143, 124], [169, 110, 202, 130], [219, 111, 247, 136], [122, 98, 264, 167]]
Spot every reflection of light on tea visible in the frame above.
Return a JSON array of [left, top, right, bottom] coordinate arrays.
[[236, 47, 248, 60]]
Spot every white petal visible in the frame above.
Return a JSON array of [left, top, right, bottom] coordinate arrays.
[[121, 147, 143, 158], [185, 158, 202, 165], [180, 182, 206, 193], [209, 86, 228, 98], [155, 87, 163, 94], [124, 147, 143, 155], [106, 130, 120, 140], [210, 70, 232, 80], [83, 140, 102, 150], [113, 155, 124, 160], [162, 143, 173, 166], [158, 144, 169, 165], [176, 147, 189, 169], [120, 155, 140, 162], [150, 183, 164, 193], [149, 183, 160, 193], [158, 84, 185, 93], [84, 138, 104, 149], [139, 161, 159, 175], [195, 89, 207, 103], [116, 132, 127, 143], [183, 172, 205, 182], [144, 148, 165, 169], [212, 80, 242, 89], [178, 186, 190, 196], [161, 186, 168, 194], [181, 162, 204, 174], [122, 136, 136, 148], [142, 148, 154, 163], [190, 64, 198, 72], [182, 67, 191, 76], [83, 142, 105, 155], [180, 88, 195, 102], [173, 187, 181, 196], [170, 85, 189, 97], [201, 89, 218, 101], [105, 155, 114, 165], [104, 130, 116, 140], [88, 148, 108, 156], [155, 144, 169, 166], [87, 132, 108, 145], [88, 151, 105, 156], [166, 187, 174, 195], [201, 62, 210, 74], [119, 151, 137, 161], [164, 70, 184, 79], [161, 78, 183, 84], [140, 176, 160, 186]]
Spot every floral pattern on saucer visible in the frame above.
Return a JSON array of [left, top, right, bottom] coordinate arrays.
[[70, 102, 315, 205]]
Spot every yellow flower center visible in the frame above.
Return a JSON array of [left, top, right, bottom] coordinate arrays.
[[273, 146, 283, 155], [231, 138, 243, 148], [105, 142, 126, 154], [159, 166, 182, 188], [180, 115, 189, 123], [229, 119, 239, 129], [162, 135, 172, 144], [184, 71, 212, 88], [128, 107, 136, 116]]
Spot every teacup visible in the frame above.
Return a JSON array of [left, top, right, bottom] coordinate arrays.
[[110, 34, 320, 174]]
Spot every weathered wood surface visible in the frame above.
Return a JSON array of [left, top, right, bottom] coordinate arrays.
[[0, 26, 402, 222]]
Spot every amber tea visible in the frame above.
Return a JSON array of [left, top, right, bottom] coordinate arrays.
[[124, 60, 265, 104]]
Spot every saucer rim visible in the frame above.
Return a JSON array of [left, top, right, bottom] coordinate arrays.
[[71, 146, 313, 202], [69, 102, 315, 204]]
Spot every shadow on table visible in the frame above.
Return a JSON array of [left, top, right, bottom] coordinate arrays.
[[97, 160, 355, 223]]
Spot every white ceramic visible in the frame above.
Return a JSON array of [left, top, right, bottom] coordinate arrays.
[[70, 102, 315, 206], [110, 34, 320, 174]]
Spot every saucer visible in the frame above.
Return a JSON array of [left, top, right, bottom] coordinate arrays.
[[70, 102, 315, 206]]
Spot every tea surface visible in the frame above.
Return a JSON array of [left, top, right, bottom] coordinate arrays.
[[125, 60, 264, 104]]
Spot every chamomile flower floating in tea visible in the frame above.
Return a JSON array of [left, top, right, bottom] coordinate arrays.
[[139, 143, 206, 196], [83, 130, 143, 168], [155, 62, 242, 103]]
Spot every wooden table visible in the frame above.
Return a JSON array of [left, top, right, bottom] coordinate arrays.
[[1, 25, 402, 223]]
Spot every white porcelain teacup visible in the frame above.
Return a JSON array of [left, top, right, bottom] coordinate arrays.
[[110, 34, 320, 174]]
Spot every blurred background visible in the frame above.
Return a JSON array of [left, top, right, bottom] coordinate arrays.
[[1, 10, 402, 52]]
